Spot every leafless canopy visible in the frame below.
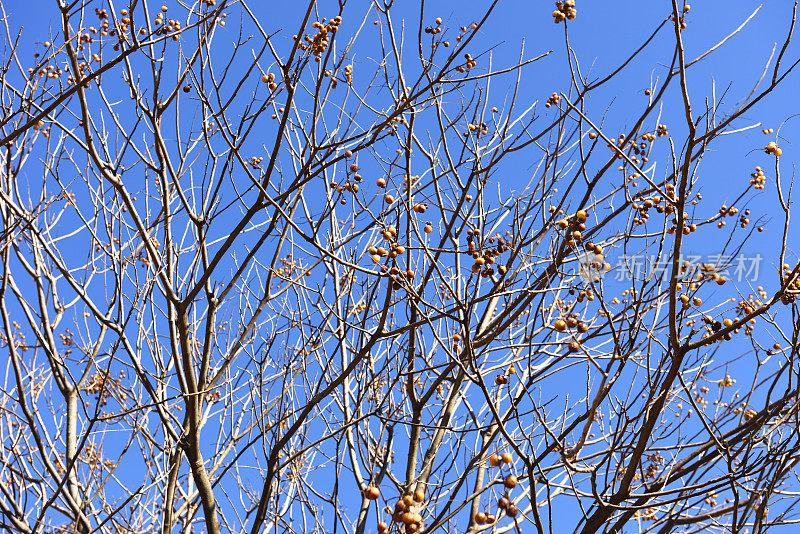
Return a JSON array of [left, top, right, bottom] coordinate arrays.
[[2, 1, 800, 533]]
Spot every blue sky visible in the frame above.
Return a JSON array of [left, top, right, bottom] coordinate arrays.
[[4, 0, 800, 532]]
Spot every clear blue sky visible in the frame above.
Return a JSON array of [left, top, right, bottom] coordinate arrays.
[[4, 0, 800, 531]]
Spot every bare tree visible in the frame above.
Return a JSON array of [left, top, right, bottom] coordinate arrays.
[[2, 1, 800, 533]]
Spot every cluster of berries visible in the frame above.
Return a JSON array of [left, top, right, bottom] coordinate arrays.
[[765, 141, 782, 157], [552, 1, 577, 23], [545, 92, 561, 108], [455, 53, 477, 73], [295, 16, 342, 62]]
